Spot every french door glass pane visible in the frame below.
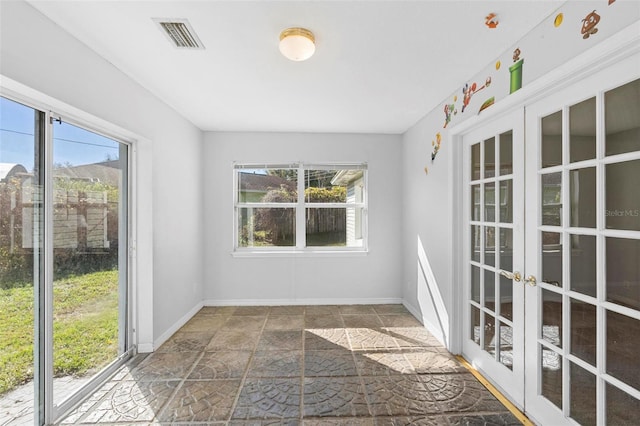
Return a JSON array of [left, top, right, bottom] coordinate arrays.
[[605, 78, 640, 156], [570, 299, 596, 366], [484, 137, 495, 178], [471, 184, 480, 221], [471, 306, 481, 345], [52, 121, 126, 407], [606, 310, 640, 390], [570, 362, 596, 426], [570, 234, 596, 297], [541, 111, 562, 168], [485, 182, 495, 222], [570, 167, 596, 228], [471, 225, 480, 262], [471, 265, 480, 304], [606, 237, 640, 310], [238, 207, 295, 247], [499, 131, 513, 176], [542, 289, 562, 347], [542, 173, 562, 226], [607, 383, 640, 424], [484, 269, 495, 311], [570, 97, 596, 163], [606, 159, 640, 231], [471, 143, 481, 180], [542, 232, 562, 287], [498, 322, 513, 370], [0, 97, 42, 424], [541, 346, 562, 409], [484, 227, 495, 267], [500, 275, 513, 321], [499, 180, 512, 223]]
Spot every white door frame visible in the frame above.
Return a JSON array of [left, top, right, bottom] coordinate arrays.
[[450, 20, 640, 421]]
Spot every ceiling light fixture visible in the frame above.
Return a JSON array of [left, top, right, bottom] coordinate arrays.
[[279, 27, 315, 61]]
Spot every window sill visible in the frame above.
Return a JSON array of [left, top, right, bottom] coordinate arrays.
[[231, 249, 369, 258]]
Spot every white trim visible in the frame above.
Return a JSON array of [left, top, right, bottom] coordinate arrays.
[[203, 298, 403, 307], [152, 301, 204, 351], [232, 250, 368, 258]]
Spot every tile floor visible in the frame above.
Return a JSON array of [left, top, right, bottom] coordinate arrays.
[[58, 305, 522, 425]]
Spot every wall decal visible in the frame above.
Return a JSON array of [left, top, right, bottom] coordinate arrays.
[[462, 77, 492, 113], [431, 133, 442, 161], [554, 13, 564, 27], [495, 60, 501, 70], [443, 103, 456, 128], [509, 48, 524, 93], [478, 97, 495, 113], [581, 10, 600, 39], [485, 13, 499, 29], [609, 0, 616, 5], [424, 166, 428, 175]]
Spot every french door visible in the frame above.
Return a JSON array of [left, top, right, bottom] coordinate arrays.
[[523, 59, 640, 425], [462, 109, 526, 408], [462, 53, 640, 425]]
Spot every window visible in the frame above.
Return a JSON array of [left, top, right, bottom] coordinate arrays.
[[234, 163, 367, 252]]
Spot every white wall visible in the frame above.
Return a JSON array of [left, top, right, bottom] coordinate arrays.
[[0, 0, 204, 350], [401, 2, 640, 350], [203, 132, 403, 304]]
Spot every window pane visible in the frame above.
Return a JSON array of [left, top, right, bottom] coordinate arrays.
[[500, 275, 513, 321], [471, 265, 480, 303], [607, 310, 640, 390], [238, 207, 295, 247], [499, 180, 513, 223], [471, 225, 480, 262], [542, 289, 562, 347], [541, 347, 562, 409], [607, 383, 640, 425], [542, 232, 562, 287], [498, 322, 513, 370], [305, 169, 358, 203], [499, 228, 513, 271], [306, 207, 363, 248], [605, 78, 640, 156], [483, 312, 496, 354], [606, 237, 640, 310], [0, 97, 41, 423], [484, 137, 495, 178], [542, 173, 562, 226], [484, 269, 495, 311], [570, 362, 596, 426], [606, 159, 640, 231], [499, 131, 513, 176], [471, 143, 481, 180], [570, 234, 596, 298], [471, 305, 480, 345], [570, 167, 596, 228], [570, 97, 596, 163], [471, 184, 480, 221], [52, 120, 128, 407], [485, 182, 495, 222], [237, 169, 297, 203], [542, 111, 562, 168], [485, 227, 495, 267], [570, 299, 596, 366]]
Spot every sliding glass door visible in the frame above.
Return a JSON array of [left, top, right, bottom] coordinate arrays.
[[0, 96, 132, 424]]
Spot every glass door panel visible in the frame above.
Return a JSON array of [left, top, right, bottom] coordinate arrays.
[[525, 72, 640, 424], [51, 120, 128, 412], [0, 97, 44, 425]]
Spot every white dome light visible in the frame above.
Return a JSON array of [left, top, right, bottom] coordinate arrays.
[[279, 27, 315, 61]]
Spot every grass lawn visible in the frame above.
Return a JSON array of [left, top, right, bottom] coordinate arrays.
[[0, 270, 119, 395]]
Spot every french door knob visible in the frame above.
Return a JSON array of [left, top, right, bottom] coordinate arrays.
[[524, 275, 537, 287], [499, 270, 522, 282]]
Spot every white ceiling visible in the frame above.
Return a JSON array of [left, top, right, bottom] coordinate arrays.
[[27, 1, 564, 134]]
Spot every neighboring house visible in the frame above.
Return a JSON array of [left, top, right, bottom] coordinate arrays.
[[237, 172, 295, 202], [331, 169, 364, 247]]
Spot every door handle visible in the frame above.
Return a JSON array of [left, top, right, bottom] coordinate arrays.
[[524, 275, 537, 287], [499, 270, 522, 282]]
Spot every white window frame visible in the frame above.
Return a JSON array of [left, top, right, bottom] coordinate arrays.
[[233, 162, 368, 255]]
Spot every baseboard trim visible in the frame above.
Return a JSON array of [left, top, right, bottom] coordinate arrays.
[[203, 298, 403, 307], [403, 301, 447, 348], [152, 301, 204, 351]]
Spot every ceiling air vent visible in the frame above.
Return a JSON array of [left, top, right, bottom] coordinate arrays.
[[154, 18, 204, 49]]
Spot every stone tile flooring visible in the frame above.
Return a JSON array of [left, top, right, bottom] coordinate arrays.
[[58, 305, 522, 425]]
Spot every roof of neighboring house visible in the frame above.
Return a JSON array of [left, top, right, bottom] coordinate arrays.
[[239, 172, 295, 192], [331, 170, 364, 186], [54, 160, 121, 187], [0, 163, 28, 182]]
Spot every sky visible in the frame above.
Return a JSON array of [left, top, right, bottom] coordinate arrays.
[[0, 97, 120, 172]]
